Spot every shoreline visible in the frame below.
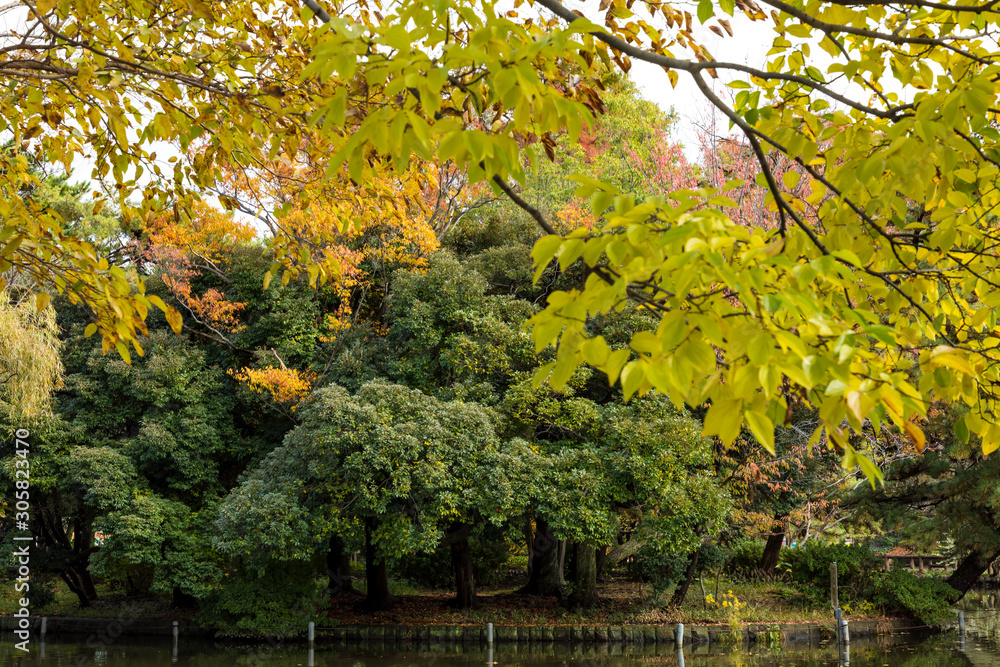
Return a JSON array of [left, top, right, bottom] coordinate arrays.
[[0, 615, 938, 646]]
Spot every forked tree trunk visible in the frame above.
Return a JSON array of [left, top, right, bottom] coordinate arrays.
[[568, 541, 599, 609], [518, 517, 563, 597], [595, 546, 608, 582]]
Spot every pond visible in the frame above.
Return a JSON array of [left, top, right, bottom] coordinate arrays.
[[0, 630, 994, 667]]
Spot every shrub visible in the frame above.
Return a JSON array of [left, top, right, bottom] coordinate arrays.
[[778, 542, 882, 602], [634, 546, 691, 597], [725, 540, 765, 580], [198, 560, 325, 637], [866, 570, 960, 625]]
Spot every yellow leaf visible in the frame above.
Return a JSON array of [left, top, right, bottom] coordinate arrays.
[[983, 431, 1000, 455], [745, 410, 775, 454], [165, 306, 183, 334], [928, 346, 974, 376], [115, 341, 132, 364], [903, 421, 925, 451], [702, 397, 743, 446]]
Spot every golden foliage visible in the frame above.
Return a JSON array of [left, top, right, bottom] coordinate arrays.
[[0, 290, 63, 423], [228, 366, 315, 407]]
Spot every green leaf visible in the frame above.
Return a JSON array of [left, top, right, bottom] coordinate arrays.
[[856, 453, 883, 488], [697, 0, 714, 23]]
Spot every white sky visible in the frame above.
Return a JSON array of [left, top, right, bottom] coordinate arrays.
[[632, 24, 776, 159]]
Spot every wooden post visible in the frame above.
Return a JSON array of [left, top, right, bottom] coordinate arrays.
[[40, 616, 46, 639], [308, 621, 315, 645], [486, 622, 494, 646], [676, 623, 684, 646], [830, 562, 839, 610], [959, 611, 965, 633]]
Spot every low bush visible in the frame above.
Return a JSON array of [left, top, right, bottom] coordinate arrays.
[[726, 540, 765, 580], [865, 570, 960, 625], [198, 560, 325, 637], [778, 542, 882, 602]]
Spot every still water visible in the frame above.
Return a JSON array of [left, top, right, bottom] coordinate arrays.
[[0, 632, 995, 667]]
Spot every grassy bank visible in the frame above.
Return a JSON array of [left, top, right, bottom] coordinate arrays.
[[0, 573, 888, 628]]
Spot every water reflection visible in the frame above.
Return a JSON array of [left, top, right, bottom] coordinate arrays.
[[0, 632, 991, 667]]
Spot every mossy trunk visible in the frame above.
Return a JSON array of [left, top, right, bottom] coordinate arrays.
[[669, 548, 699, 608], [364, 520, 393, 611], [451, 533, 479, 609], [518, 517, 563, 597], [327, 533, 356, 596], [568, 541, 599, 609]]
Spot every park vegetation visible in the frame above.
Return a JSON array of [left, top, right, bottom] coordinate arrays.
[[0, 72, 979, 634], [3, 0, 1000, 635]]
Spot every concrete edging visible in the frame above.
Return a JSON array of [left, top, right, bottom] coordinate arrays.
[[0, 616, 932, 646]]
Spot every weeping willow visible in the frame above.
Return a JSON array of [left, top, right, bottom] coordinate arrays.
[[0, 289, 62, 424]]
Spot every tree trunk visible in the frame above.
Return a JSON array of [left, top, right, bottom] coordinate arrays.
[[60, 568, 93, 608], [669, 548, 700, 608], [517, 517, 563, 597], [327, 534, 356, 596], [758, 515, 787, 577], [363, 521, 393, 611], [596, 546, 608, 582], [947, 548, 1000, 597], [557, 539, 567, 587], [171, 586, 199, 609], [451, 533, 479, 609], [73, 517, 99, 602], [568, 541, 599, 609]]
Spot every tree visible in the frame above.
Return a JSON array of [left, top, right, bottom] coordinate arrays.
[[712, 412, 846, 577], [8, 322, 241, 607], [9, 0, 1000, 473], [217, 381, 516, 610], [853, 403, 1000, 596], [304, 0, 1000, 475]]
